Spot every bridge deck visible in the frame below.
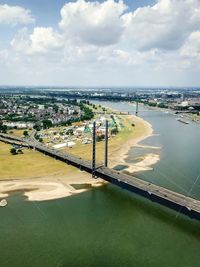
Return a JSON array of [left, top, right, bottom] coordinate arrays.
[[97, 167, 200, 212], [0, 133, 200, 218], [94, 110, 159, 115], [0, 136, 29, 147]]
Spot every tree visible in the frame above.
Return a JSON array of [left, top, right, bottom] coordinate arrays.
[[18, 149, 23, 154], [42, 119, 53, 129], [23, 130, 29, 137], [111, 127, 119, 135], [148, 102, 157, 107], [53, 104, 59, 113], [10, 148, 17, 155], [157, 103, 168, 108], [66, 129, 73, 135], [96, 135, 105, 142], [35, 134, 39, 140], [33, 125, 41, 131], [0, 124, 7, 133]]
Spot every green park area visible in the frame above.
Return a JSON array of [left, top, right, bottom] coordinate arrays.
[[0, 141, 75, 180]]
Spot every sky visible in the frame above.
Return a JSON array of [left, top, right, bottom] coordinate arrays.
[[0, 0, 200, 87]]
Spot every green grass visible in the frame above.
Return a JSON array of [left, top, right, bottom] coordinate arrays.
[[0, 142, 75, 180]]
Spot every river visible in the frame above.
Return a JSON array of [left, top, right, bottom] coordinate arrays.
[[0, 101, 200, 267], [92, 101, 200, 200]]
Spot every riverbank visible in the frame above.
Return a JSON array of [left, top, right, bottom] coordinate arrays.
[[109, 115, 160, 173], [0, 173, 104, 201]]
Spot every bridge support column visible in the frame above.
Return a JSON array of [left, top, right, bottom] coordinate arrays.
[[92, 121, 96, 178], [136, 102, 138, 116], [104, 120, 108, 167]]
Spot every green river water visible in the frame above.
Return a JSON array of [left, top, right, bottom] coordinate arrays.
[[0, 101, 200, 267], [0, 186, 200, 267]]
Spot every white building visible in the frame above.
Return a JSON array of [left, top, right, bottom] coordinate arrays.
[[3, 122, 34, 129]]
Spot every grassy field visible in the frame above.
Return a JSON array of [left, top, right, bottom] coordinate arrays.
[[0, 142, 75, 180], [8, 129, 30, 137]]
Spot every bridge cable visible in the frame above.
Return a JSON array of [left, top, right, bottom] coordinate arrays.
[[175, 168, 200, 219]]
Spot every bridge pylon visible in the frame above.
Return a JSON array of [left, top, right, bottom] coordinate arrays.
[[104, 120, 108, 167], [136, 102, 139, 116], [92, 121, 96, 178]]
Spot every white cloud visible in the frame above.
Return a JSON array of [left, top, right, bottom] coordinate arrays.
[[123, 0, 200, 51], [3, 0, 200, 86], [0, 4, 34, 25], [0, 49, 9, 61], [59, 0, 127, 46], [29, 27, 63, 54], [180, 31, 200, 58], [10, 28, 30, 53], [11, 27, 63, 54], [11, 0, 200, 56]]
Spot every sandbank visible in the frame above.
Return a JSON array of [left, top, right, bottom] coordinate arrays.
[[109, 115, 160, 173], [0, 172, 105, 201]]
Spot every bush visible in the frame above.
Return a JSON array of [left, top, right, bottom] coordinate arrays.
[[157, 103, 168, 108], [0, 125, 7, 133], [23, 130, 29, 137], [33, 125, 41, 131], [111, 127, 119, 135], [10, 148, 17, 155], [42, 119, 53, 129], [96, 135, 105, 142]]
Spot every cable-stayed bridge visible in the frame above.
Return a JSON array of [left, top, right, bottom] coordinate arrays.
[[0, 132, 200, 221]]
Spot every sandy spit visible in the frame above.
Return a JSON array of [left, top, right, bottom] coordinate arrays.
[[109, 115, 160, 173], [0, 173, 106, 202]]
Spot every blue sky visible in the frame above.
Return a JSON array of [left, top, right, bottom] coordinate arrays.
[[0, 0, 200, 87], [0, 0, 155, 28]]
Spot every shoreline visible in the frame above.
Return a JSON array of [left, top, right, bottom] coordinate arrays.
[[109, 114, 160, 173], [0, 173, 106, 202]]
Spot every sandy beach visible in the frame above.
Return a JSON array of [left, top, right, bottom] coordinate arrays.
[[109, 115, 160, 173], [0, 172, 105, 201]]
